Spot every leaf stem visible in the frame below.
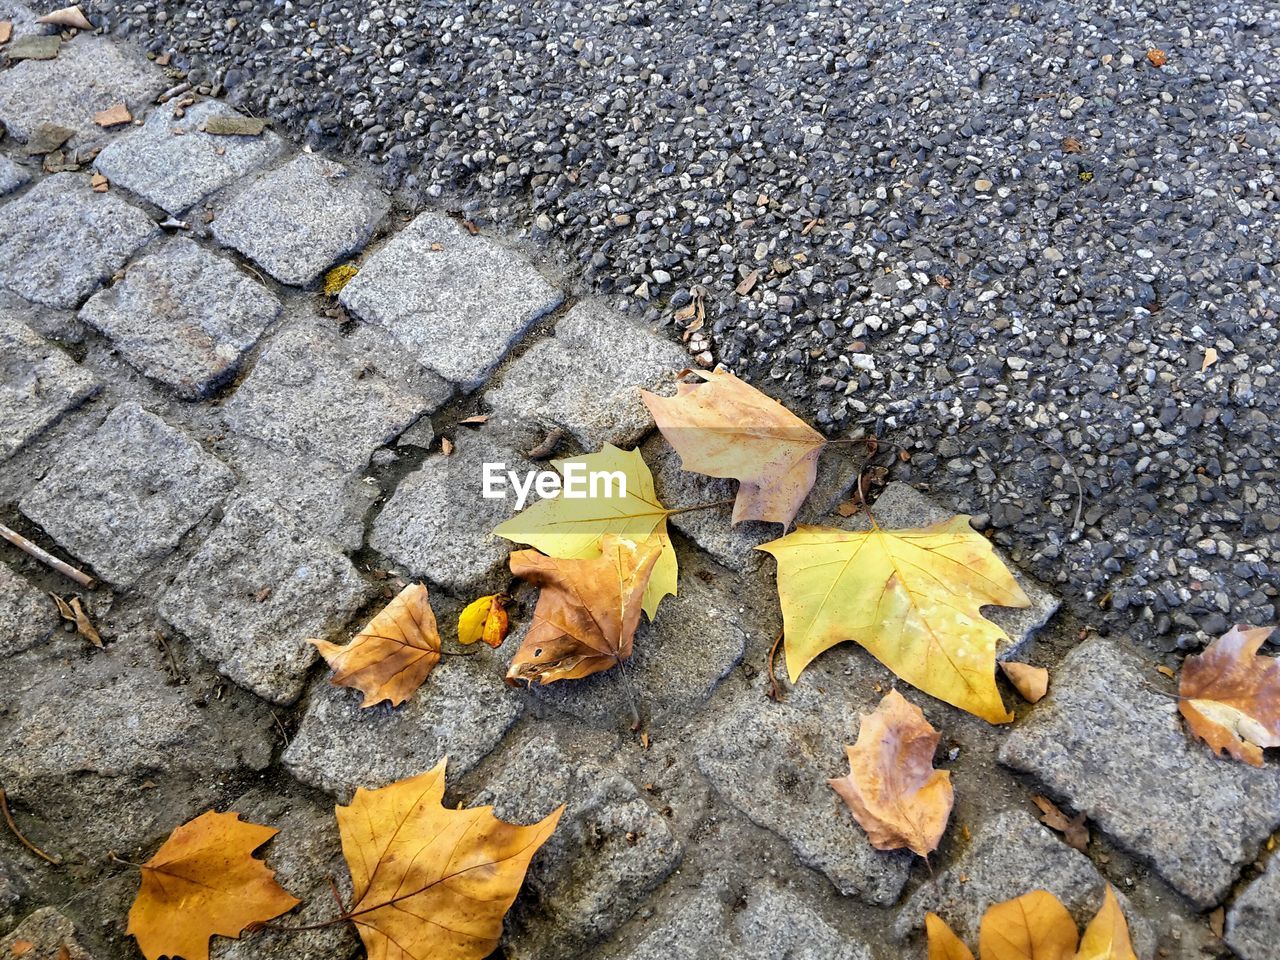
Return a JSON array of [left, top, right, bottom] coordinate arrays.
[[665, 498, 736, 517]]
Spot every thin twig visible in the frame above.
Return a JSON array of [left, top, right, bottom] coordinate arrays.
[[0, 789, 61, 865], [765, 628, 785, 701], [0, 522, 95, 588], [155, 630, 184, 682], [665, 498, 736, 517]]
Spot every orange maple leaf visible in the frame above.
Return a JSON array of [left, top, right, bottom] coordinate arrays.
[[1179, 624, 1280, 765]]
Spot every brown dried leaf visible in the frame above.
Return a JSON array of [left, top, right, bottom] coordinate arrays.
[[458, 414, 490, 425], [36, 5, 92, 30], [1147, 48, 1168, 67], [440, 437, 455, 455], [50, 593, 102, 647], [1000, 661, 1049, 703], [1179, 624, 1280, 766], [1031, 795, 1089, 852], [90, 172, 109, 193], [93, 103, 132, 127], [1062, 136, 1084, 154], [829, 689, 954, 857], [506, 534, 662, 685], [310, 583, 441, 708]]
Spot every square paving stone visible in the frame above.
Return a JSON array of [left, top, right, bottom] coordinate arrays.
[[0, 36, 164, 146], [0, 313, 99, 462], [527, 546, 747, 730], [282, 640, 523, 799], [600, 884, 872, 960], [94, 100, 286, 216], [1226, 858, 1280, 960], [893, 811, 1154, 955], [18, 401, 235, 585], [79, 238, 281, 400], [484, 300, 686, 449], [339, 212, 563, 390], [471, 736, 683, 960], [0, 563, 57, 657], [999, 636, 1280, 908], [369, 432, 534, 594], [211, 153, 389, 286], [0, 154, 32, 196], [159, 494, 374, 706], [693, 660, 915, 906], [0, 173, 160, 309], [222, 317, 451, 473]]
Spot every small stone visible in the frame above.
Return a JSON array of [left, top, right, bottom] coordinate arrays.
[[0, 154, 32, 196], [472, 736, 682, 959], [1226, 856, 1280, 960], [0, 313, 99, 462], [159, 494, 374, 705], [94, 99, 284, 215], [222, 317, 450, 473], [2, 33, 59, 60], [212, 153, 389, 286], [78, 238, 281, 399], [1000, 637, 1280, 907], [19, 402, 235, 585], [369, 432, 535, 593], [282, 635, 522, 799], [0, 173, 159, 309], [0, 37, 163, 143], [339, 212, 563, 390], [974, 178, 994, 191], [0, 562, 57, 657], [0, 908, 93, 960], [201, 114, 267, 137], [485, 300, 686, 449]]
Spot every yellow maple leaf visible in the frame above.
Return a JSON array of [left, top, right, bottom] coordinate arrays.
[[336, 758, 562, 960], [1075, 885, 1138, 960], [926, 912, 975, 960], [979, 890, 1078, 960], [493, 444, 676, 618], [759, 515, 1030, 723], [457, 593, 511, 648], [127, 811, 299, 960]]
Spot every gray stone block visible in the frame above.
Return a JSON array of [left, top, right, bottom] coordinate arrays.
[[211, 153, 388, 286], [0, 173, 159, 309], [339, 212, 563, 390], [485, 300, 685, 449], [0, 36, 164, 146], [471, 736, 683, 960], [0, 908, 93, 960], [0, 562, 56, 657], [0, 154, 31, 196], [894, 811, 1154, 957], [222, 317, 450, 472], [693, 662, 914, 906], [0, 313, 99, 462], [999, 637, 1280, 908], [283, 645, 523, 799], [0, 1, 41, 40], [217, 436, 378, 551], [79, 238, 281, 399], [1227, 857, 1280, 960], [93, 99, 286, 215], [601, 885, 872, 960], [527, 547, 746, 729], [643, 436, 868, 575], [159, 494, 374, 706], [18, 402, 235, 585], [217, 786, 358, 960], [369, 432, 533, 594]]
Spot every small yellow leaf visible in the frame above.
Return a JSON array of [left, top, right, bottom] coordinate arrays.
[[458, 593, 509, 648], [926, 913, 975, 960], [1075, 885, 1138, 960], [322, 263, 358, 295], [979, 890, 1078, 960]]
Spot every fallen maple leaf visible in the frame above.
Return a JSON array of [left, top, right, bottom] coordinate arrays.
[[926, 913, 975, 960], [979, 889, 1078, 960], [641, 369, 825, 527], [36, 5, 92, 29], [310, 583, 440, 708], [458, 593, 510, 648], [760, 516, 1031, 723], [93, 103, 131, 128], [1178, 624, 1280, 766], [1031, 795, 1089, 852], [335, 759, 561, 960], [828, 689, 953, 857], [506, 534, 661, 685], [1076, 885, 1138, 960], [1001, 661, 1049, 703], [127, 811, 298, 960], [494, 444, 677, 618]]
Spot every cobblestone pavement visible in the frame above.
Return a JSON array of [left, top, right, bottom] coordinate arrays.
[[0, 18, 1277, 960]]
